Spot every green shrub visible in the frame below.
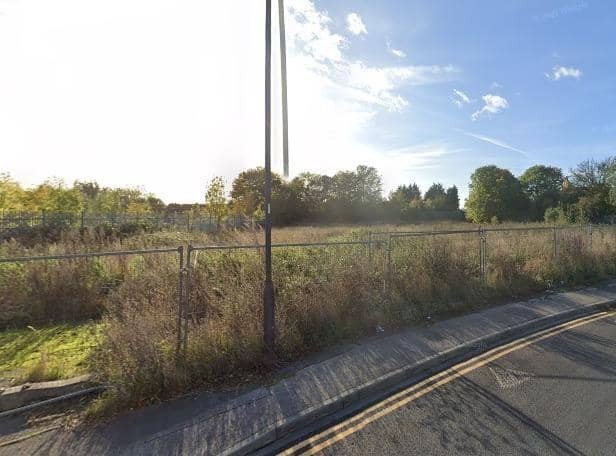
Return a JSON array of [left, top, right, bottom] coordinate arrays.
[[544, 206, 568, 224]]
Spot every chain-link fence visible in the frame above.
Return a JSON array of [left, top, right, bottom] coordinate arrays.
[[0, 223, 608, 388], [0, 247, 183, 387]]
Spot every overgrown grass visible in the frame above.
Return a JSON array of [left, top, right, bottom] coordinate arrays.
[[91, 225, 616, 412], [0, 222, 471, 327], [1, 222, 614, 412], [0, 322, 100, 385]]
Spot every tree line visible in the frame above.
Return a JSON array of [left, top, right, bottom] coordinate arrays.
[[212, 157, 616, 225], [3, 155, 615, 225], [0, 174, 164, 215], [465, 158, 616, 224], [214, 165, 461, 225]]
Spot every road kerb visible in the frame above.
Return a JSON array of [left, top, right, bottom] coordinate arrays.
[[223, 298, 616, 456]]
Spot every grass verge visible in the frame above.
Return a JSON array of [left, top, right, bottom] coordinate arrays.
[[0, 321, 101, 386]]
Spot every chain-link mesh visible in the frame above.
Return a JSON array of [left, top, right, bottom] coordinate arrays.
[[2, 224, 616, 389]]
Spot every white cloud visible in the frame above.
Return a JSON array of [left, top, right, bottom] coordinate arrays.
[[387, 41, 406, 58], [391, 48, 406, 58], [346, 12, 367, 36], [287, 0, 347, 62], [460, 131, 529, 158], [286, 1, 458, 113], [546, 65, 583, 81], [490, 81, 502, 89], [376, 143, 467, 193], [452, 89, 471, 108], [534, 2, 589, 22], [471, 94, 509, 120], [385, 143, 465, 166], [344, 63, 458, 112], [273, 0, 459, 189]]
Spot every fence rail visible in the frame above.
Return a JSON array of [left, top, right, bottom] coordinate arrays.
[[0, 247, 181, 263], [0, 223, 605, 378]]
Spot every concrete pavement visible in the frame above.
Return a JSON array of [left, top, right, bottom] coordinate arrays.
[[2, 283, 616, 455]]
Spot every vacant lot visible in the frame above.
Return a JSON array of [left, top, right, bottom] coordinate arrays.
[[1, 222, 612, 412]]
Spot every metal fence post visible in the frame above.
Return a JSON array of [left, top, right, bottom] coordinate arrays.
[[183, 245, 192, 353], [478, 228, 482, 282], [479, 227, 487, 284], [175, 245, 185, 361], [552, 226, 557, 259], [588, 223, 593, 250], [383, 233, 392, 298], [368, 231, 373, 264], [483, 228, 488, 284]]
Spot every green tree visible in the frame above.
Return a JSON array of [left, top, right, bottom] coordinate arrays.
[[289, 173, 332, 221], [565, 157, 616, 222], [389, 183, 420, 207], [330, 166, 382, 206], [329, 166, 383, 221], [204, 176, 228, 224], [0, 173, 24, 211], [91, 187, 154, 214], [574, 193, 611, 223], [445, 186, 459, 211], [146, 195, 166, 213], [465, 165, 529, 223], [230, 167, 283, 216], [22, 179, 84, 213], [389, 183, 421, 203], [519, 165, 564, 220], [570, 158, 616, 189], [355, 165, 383, 204], [74, 181, 101, 200], [424, 183, 447, 209]]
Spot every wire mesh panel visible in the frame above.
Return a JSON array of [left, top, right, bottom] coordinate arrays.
[[482, 227, 554, 292], [557, 225, 590, 258], [388, 230, 482, 323], [184, 245, 265, 369], [0, 248, 182, 388], [0, 249, 181, 326], [272, 242, 384, 356], [559, 225, 616, 279], [186, 241, 386, 361]]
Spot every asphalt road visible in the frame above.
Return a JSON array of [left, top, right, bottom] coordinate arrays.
[[284, 314, 616, 456]]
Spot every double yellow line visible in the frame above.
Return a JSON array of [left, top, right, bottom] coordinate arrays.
[[281, 310, 615, 455]]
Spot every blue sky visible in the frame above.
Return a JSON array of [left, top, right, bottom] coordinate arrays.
[[300, 0, 616, 200], [0, 0, 615, 203]]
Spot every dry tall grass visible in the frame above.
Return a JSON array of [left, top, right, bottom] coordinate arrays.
[[2, 223, 615, 410], [92, 225, 616, 410]]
